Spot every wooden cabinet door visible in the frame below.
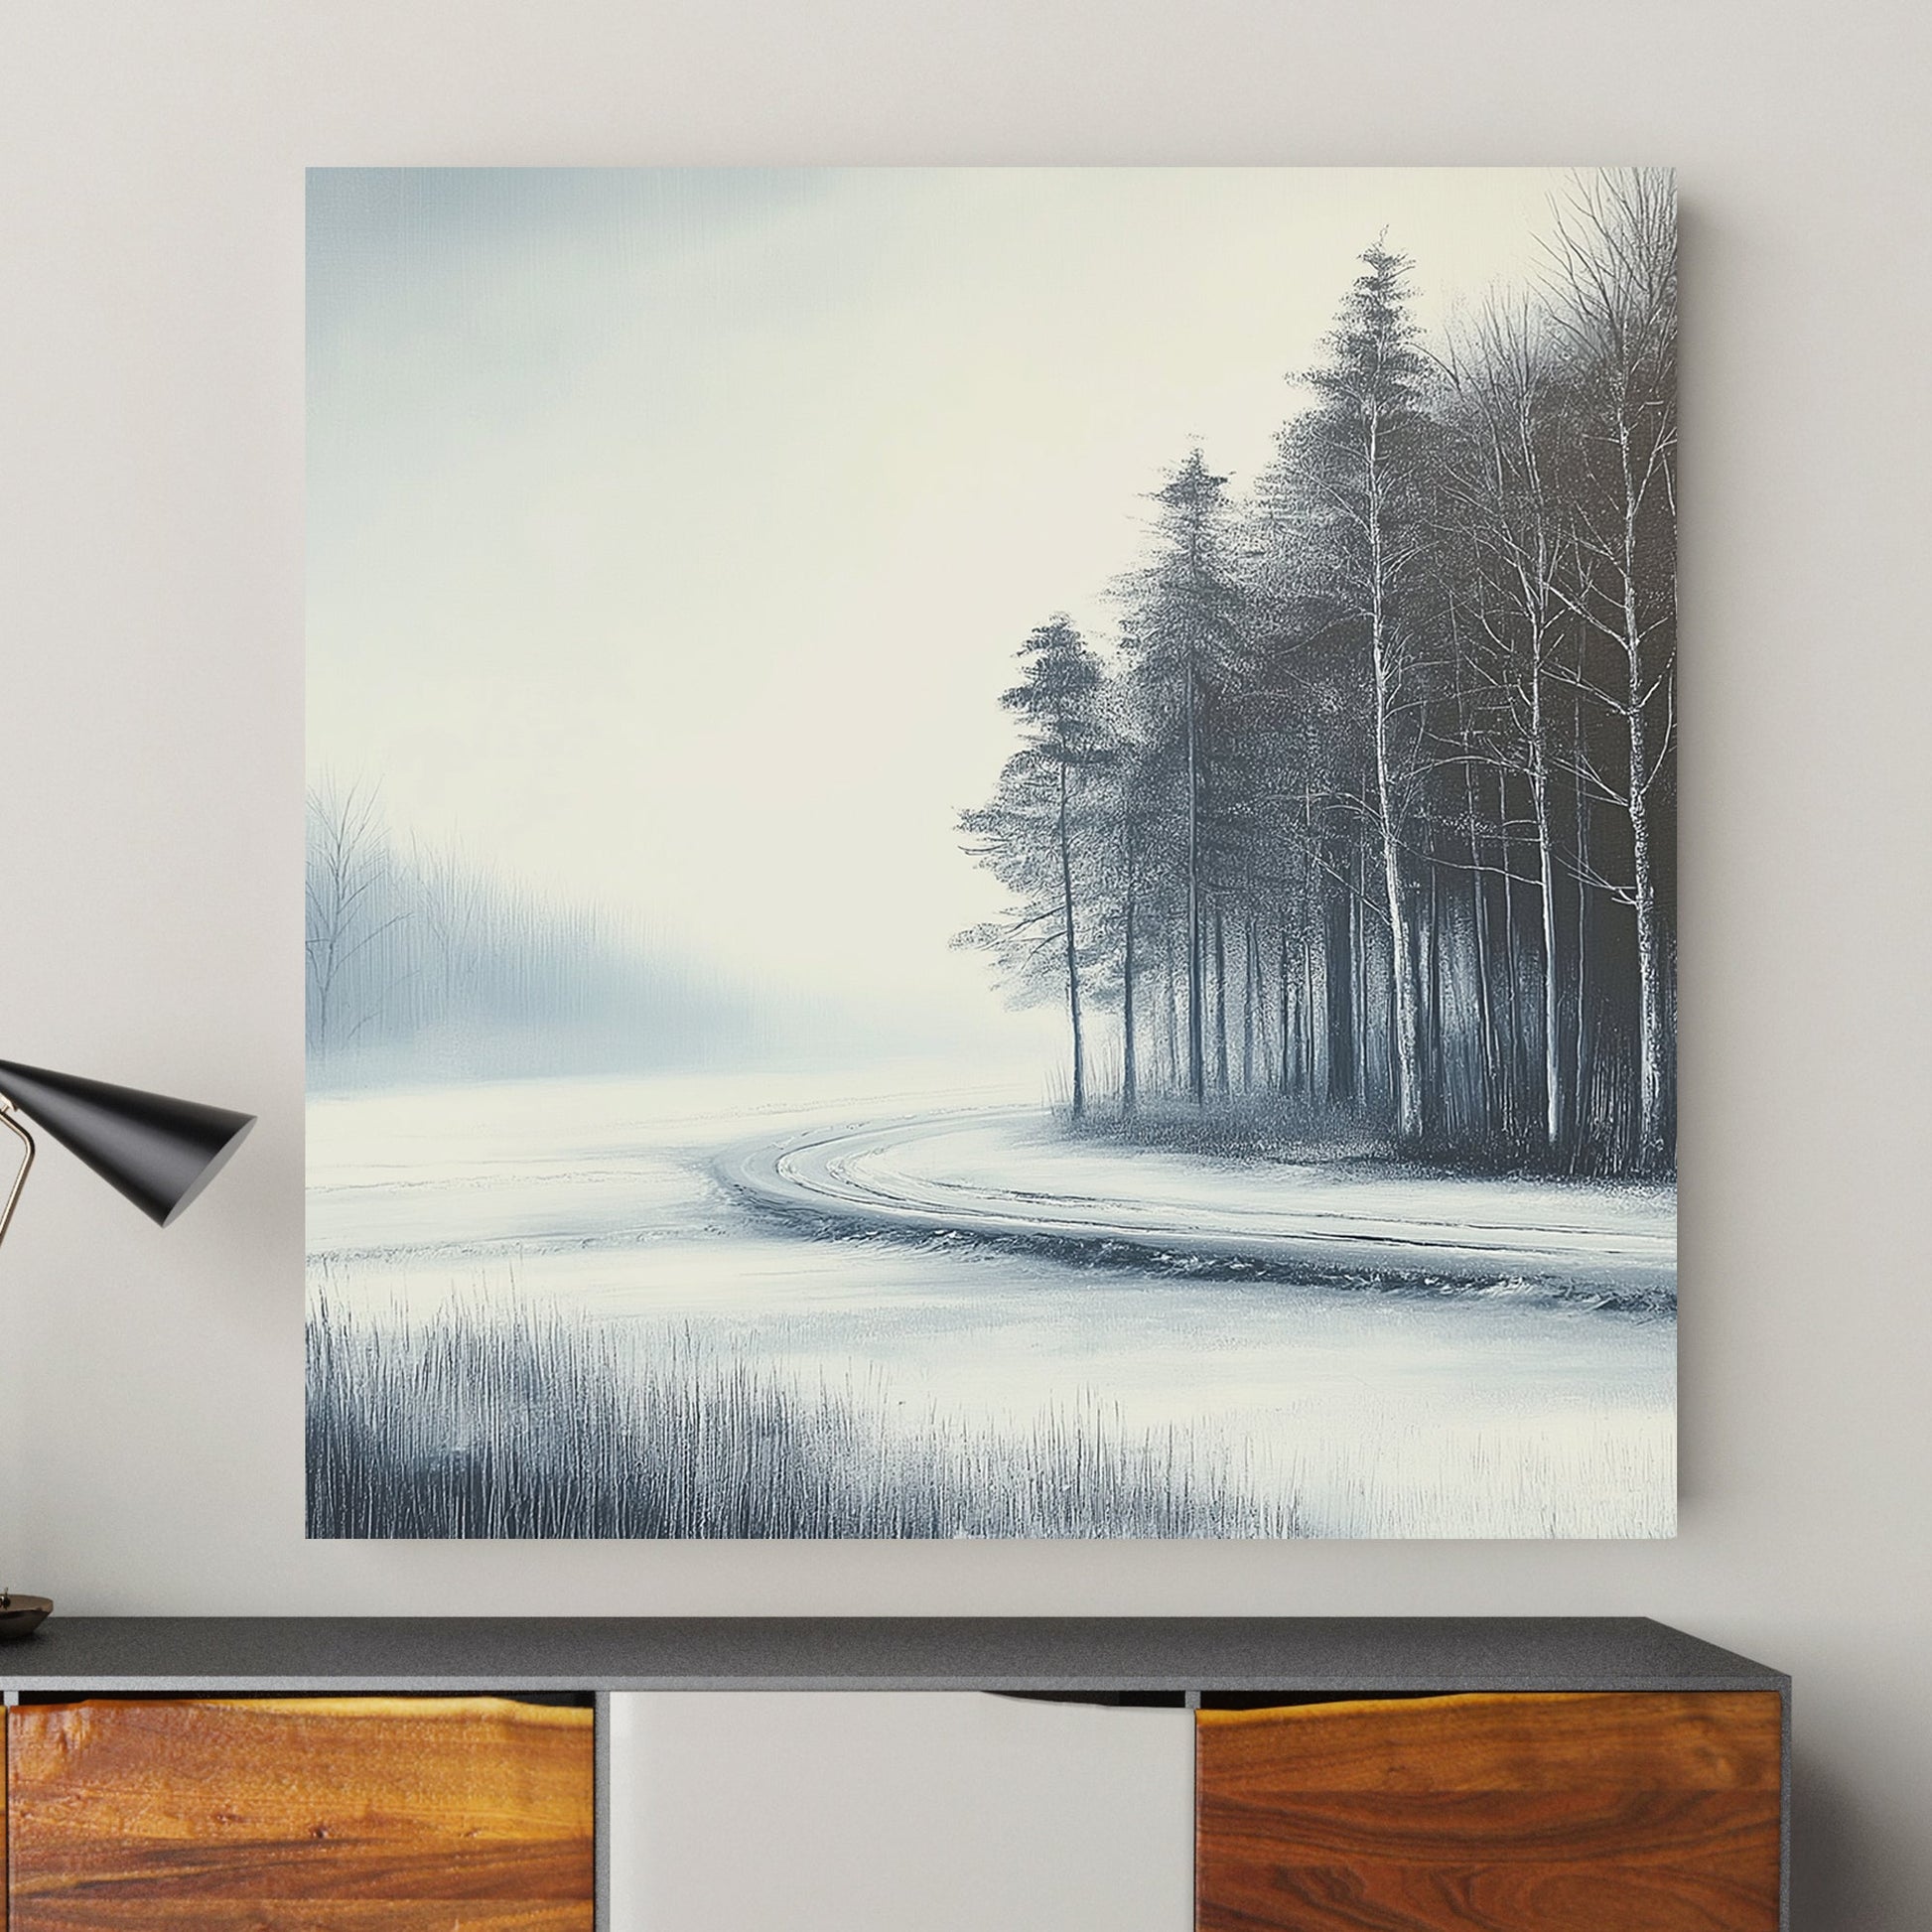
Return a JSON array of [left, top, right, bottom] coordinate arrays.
[[1196, 1690, 1782, 1932], [6, 1696, 594, 1930]]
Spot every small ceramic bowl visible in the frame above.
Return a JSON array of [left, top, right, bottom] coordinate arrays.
[[0, 1592, 53, 1640]]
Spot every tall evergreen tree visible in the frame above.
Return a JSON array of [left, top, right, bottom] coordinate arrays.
[[1272, 241, 1439, 1143], [1119, 450, 1245, 1107], [956, 618, 1108, 1116]]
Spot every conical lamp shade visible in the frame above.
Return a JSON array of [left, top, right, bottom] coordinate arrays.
[[0, 1060, 255, 1228]]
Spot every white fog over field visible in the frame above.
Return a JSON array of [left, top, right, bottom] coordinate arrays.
[[309, 168, 1572, 1019]]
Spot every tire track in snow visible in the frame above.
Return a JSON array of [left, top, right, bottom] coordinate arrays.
[[719, 1107, 1676, 1303]]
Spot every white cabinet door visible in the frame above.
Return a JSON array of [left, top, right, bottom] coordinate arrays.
[[610, 1691, 1193, 1932]]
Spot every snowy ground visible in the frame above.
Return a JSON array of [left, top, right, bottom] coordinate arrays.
[[727, 1109, 1675, 1301], [307, 1064, 1676, 1538]]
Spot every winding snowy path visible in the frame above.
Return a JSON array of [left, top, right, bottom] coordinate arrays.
[[723, 1106, 1676, 1299]]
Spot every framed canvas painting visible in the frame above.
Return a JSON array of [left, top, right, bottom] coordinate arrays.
[[306, 167, 1676, 1539]]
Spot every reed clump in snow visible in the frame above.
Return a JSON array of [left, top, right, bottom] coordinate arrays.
[[306, 1292, 1296, 1541]]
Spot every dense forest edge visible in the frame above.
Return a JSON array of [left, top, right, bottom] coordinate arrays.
[[958, 171, 1677, 1178]]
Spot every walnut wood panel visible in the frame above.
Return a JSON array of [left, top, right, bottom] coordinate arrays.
[[6, 1697, 593, 1930], [1196, 1691, 1782, 1932]]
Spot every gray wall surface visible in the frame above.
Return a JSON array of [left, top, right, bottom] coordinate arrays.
[[1, 3, 1925, 1925]]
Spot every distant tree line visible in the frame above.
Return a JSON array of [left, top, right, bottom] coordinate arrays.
[[306, 779, 740, 1082], [959, 171, 1676, 1175]]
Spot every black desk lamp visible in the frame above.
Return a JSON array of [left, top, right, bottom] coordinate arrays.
[[0, 1058, 256, 1639]]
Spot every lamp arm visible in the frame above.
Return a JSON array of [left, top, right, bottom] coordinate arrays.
[[0, 1099, 36, 1248]]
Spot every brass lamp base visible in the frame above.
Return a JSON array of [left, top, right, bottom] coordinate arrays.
[[0, 1590, 53, 1640]]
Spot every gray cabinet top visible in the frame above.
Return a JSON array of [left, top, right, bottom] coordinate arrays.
[[0, 1616, 1786, 1694]]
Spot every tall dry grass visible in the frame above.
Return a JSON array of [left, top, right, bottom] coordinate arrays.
[[307, 1294, 1295, 1540]]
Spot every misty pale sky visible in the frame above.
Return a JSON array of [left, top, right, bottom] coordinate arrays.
[[308, 167, 1575, 1028]]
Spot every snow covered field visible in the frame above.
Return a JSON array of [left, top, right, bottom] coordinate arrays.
[[307, 1066, 1676, 1538], [730, 1109, 1676, 1300]]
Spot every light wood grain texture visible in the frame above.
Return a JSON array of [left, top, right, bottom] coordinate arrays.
[[1196, 1691, 1782, 1932], [7, 1697, 593, 1930]]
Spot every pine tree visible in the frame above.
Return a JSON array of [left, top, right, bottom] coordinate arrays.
[[957, 618, 1108, 1116], [1274, 241, 1438, 1144], [1119, 450, 1245, 1107]]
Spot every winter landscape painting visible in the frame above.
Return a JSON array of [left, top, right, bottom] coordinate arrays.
[[307, 167, 1677, 1540]]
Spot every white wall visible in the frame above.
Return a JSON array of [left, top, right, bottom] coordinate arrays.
[[2, 3, 1925, 1924]]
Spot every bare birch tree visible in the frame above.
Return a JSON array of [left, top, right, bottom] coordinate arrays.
[[1544, 168, 1678, 1172], [1440, 295, 1577, 1157], [306, 778, 404, 1054]]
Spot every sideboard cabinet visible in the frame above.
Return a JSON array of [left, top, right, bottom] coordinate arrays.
[[0, 1617, 1789, 1931]]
